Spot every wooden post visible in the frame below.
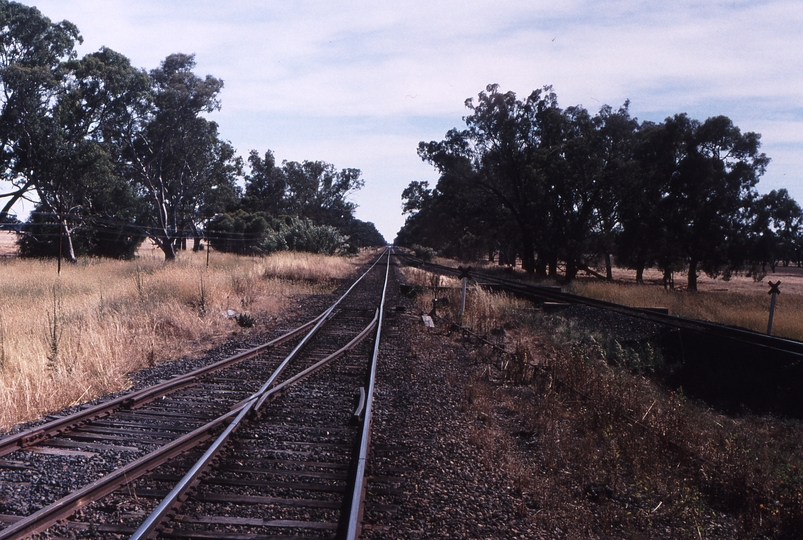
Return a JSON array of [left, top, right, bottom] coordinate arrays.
[[457, 266, 472, 314], [767, 280, 781, 335]]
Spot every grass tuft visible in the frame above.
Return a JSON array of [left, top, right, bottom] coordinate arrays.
[[0, 249, 360, 431]]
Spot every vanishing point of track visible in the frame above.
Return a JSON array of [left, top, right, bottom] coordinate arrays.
[[0, 249, 393, 539]]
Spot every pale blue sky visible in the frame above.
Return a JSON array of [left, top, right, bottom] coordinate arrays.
[[14, 0, 803, 240]]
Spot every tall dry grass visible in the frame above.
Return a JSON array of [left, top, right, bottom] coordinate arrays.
[[441, 281, 803, 536], [570, 280, 803, 341], [0, 250, 357, 431], [400, 267, 529, 335]]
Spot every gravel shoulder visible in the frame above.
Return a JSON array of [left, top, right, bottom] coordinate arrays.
[[362, 264, 540, 539]]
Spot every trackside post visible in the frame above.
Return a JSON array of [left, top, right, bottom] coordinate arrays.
[[767, 280, 781, 335]]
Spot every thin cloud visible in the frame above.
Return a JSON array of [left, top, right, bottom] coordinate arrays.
[[15, 0, 803, 240]]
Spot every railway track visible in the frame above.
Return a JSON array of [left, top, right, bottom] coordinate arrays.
[[397, 252, 803, 417], [0, 249, 393, 539]]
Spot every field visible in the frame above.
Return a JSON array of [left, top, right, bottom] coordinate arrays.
[[0, 247, 360, 431], [0, 231, 15, 256], [571, 265, 803, 341]]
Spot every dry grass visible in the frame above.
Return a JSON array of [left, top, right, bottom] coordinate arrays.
[[404, 263, 803, 536], [570, 277, 803, 341], [399, 266, 529, 335], [0, 250, 359, 431]]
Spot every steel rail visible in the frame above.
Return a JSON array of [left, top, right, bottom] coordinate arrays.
[[129, 250, 389, 540], [0, 250, 388, 540], [0, 312, 325, 458], [397, 252, 803, 358], [345, 247, 392, 539], [129, 310, 381, 540], [0, 313, 382, 540], [0, 404, 241, 540]]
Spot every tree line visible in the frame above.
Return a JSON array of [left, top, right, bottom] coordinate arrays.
[[0, 1, 384, 262], [396, 84, 801, 290]]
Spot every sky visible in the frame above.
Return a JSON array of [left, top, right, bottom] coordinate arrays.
[[11, 0, 803, 241]]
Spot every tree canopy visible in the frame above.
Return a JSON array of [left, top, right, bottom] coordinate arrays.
[[0, 1, 384, 261], [401, 84, 784, 290]]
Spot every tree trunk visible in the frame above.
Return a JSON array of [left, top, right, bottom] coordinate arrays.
[[160, 239, 177, 261], [687, 257, 699, 291], [60, 220, 77, 264], [663, 268, 674, 290], [635, 265, 644, 285], [521, 251, 536, 273], [535, 255, 547, 277], [565, 259, 578, 282], [548, 254, 558, 278], [605, 253, 613, 281]]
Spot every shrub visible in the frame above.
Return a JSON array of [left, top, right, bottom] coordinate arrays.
[[411, 243, 435, 262]]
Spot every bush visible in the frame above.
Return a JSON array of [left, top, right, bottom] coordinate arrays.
[[263, 216, 347, 255], [205, 210, 272, 255], [207, 212, 351, 256], [411, 243, 436, 262], [17, 206, 144, 260]]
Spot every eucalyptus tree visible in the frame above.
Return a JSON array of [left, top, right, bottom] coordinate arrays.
[[745, 189, 803, 270], [418, 84, 636, 280], [662, 114, 769, 290], [589, 102, 640, 279], [0, 0, 80, 218], [15, 47, 150, 262], [281, 159, 363, 228], [242, 149, 287, 215], [417, 85, 562, 273], [126, 53, 241, 260], [615, 120, 674, 283]]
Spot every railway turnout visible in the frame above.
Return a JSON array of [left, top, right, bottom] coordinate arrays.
[[0, 249, 393, 539]]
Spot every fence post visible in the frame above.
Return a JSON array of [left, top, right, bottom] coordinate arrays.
[[458, 266, 472, 314], [767, 280, 781, 335]]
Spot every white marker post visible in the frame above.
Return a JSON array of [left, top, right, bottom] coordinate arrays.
[[767, 280, 781, 335], [457, 266, 471, 314]]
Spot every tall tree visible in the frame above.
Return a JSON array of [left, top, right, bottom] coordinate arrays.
[[589, 102, 640, 279], [126, 53, 241, 260], [14, 47, 148, 262], [281, 159, 363, 227], [745, 189, 803, 270], [0, 0, 80, 218], [418, 85, 563, 273], [664, 114, 769, 290], [243, 149, 286, 215]]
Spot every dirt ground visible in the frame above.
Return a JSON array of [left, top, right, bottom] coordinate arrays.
[[0, 231, 16, 256], [606, 264, 803, 296]]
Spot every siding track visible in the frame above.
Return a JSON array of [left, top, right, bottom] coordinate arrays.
[[0, 249, 393, 539]]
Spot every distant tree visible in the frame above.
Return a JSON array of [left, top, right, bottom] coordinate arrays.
[[588, 102, 640, 280], [206, 211, 350, 255], [242, 149, 286, 215], [417, 84, 638, 279], [340, 217, 385, 247], [411, 84, 778, 286], [205, 209, 271, 255], [281, 160, 363, 228], [745, 189, 803, 271], [416, 86, 553, 270], [662, 114, 769, 290], [616, 120, 678, 284]]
